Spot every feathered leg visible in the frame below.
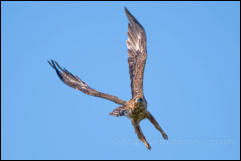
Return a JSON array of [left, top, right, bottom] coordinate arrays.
[[131, 119, 151, 150], [146, 111, 168, 140]]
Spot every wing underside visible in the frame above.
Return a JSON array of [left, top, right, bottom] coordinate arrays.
[[125, 7, 147, 98], [48, 60, 126, 105]]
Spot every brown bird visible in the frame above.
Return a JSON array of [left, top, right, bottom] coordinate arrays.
[[48, 7, 168, 150]]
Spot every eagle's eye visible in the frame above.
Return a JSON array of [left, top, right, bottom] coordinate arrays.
[[135, 98, 143, 103]]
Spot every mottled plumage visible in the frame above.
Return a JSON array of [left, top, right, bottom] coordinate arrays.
[[49, 7, 167, 150]]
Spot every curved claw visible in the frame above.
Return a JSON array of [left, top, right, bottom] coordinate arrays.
[[162, 132, 168, 140], [109, 106, 127, 117], [146, 111, 168, 140]]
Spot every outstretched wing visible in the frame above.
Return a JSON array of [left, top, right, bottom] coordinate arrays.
[[48, 60, 126, 105], [125, 7, 147, 98]]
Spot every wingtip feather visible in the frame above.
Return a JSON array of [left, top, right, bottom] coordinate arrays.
[[48, 59, 64, 82]]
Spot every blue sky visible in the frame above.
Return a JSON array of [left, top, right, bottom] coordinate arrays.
[[1, 1, 240, 160]]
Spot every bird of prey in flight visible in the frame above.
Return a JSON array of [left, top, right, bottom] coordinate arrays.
[[48, 7, 168, 150]]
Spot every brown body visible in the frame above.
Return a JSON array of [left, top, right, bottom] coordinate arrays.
[[111, 95, 167, 150], [49, 7, 168, 150]]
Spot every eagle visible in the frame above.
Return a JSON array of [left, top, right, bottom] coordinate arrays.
[[48, 7, 168, 150]]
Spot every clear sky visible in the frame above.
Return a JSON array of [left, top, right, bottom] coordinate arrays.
[[1, 1, 240, 160]]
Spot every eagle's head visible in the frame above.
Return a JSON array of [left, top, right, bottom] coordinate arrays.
[[135, 97, 143, 103]]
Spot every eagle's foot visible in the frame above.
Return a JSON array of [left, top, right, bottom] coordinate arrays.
[[162, 132, 168, 140]]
